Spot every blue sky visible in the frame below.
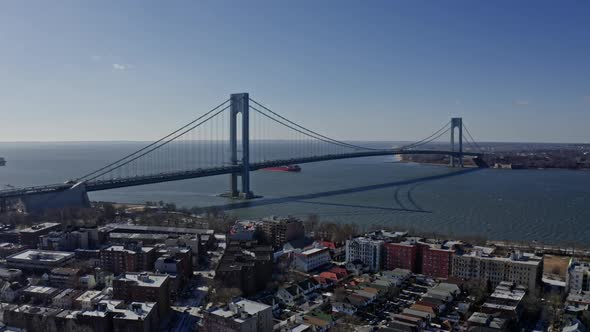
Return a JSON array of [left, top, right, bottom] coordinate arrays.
[[0, 1, 589, 143]]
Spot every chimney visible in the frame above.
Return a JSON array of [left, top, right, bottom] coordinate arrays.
[[132, 303, 143, 314], [138, 272, 151, 282], [97, 302, 108, 312]]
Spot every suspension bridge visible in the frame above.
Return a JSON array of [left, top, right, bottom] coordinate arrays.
[[0, 93, 484, 212]]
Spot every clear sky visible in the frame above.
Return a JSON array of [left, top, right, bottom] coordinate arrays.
[[1, 1, 589, 143]]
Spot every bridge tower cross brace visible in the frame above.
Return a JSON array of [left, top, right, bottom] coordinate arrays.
[[450, 117, 463, 168], [229, 93, 254, 199]]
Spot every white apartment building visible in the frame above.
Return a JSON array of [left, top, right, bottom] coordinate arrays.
[[569, 262, 590, 292], [205, 299, 273, 332], [345, 237, 383, 272], [452, 250, 541, 290], [294, 247, 331, 272]]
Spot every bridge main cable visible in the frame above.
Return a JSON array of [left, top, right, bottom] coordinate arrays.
[[77, 99, 231, 182], [462, 122, 483, 153], [398, 120, 451, 150], [249, 105, 373, 151], [249, 98, 379, 151], [76, 99, 229, 182]]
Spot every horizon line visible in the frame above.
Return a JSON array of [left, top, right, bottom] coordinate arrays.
[[0, 139, 588, 145]]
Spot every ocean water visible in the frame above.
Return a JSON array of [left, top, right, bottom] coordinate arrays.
[[1, 142, 589, 245]]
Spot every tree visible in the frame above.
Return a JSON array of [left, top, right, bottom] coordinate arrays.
[[102, 202, 116, 219], [303, 213, 320, 236], [189, 205, 201, 215], [332, 320, 361, 332], [207, 280, 242, 305], [115, 204, 128, 215], [164, 202, 176, 212], [464, 279, 488, 306], [333, 223, 359, 243], [332, 287, 348, 302], [521, 287, 543, 319]]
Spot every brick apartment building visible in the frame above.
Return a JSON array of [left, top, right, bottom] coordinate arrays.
[[19, 222, 61, 247], [113, 272, 170, 318], [422, 246, 454, 279], [215, 241, 273, 296], [383, 242, 419, 272], [49, 267, 82, 289], [100, 243, 156, 274]]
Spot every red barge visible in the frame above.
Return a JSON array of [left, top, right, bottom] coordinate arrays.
[[262, 165, 301, 172]]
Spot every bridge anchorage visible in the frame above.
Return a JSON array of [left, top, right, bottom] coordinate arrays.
[[0, 92, 484, 213]]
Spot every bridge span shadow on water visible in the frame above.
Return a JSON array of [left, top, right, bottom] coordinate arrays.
[[210, 167, 482, 214]]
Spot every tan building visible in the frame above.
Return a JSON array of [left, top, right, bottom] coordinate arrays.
[[452, 250, 542, 290], [259, 216, 304, 248]]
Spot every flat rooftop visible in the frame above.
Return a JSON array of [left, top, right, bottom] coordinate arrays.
[[236, 299, 271, 315], [14, 305, 62, 316], [24, 285, 59, 295], [460, 252, 541, 265], [53, 288, 79, 300], [109, 233, 168, 240], [19, 222, 60, 233], [102, 245, 154, 254], [300, 247, 328, 256], [489, 289, 526, 301], [7, 249, 74, 262], [76, 290, 102, 302], [112, 302, 155, 321], [103, 224, 214, 235], [0, 242, 23, 249], [211, 299, 270, 319], [120, 273, 168, 288]]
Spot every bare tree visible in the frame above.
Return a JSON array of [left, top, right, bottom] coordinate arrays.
[[207, 280, 243, 305]]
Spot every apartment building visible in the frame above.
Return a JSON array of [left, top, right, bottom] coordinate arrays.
[[294, 246, 331, 272], [452, 250, 542, 290], [422, 246, 454, 279], [100, 243, 156, 274], [383, 241, 419, 272], [259, 216, 305, 249], [569, 262, 590, 292], [345, 237, 383, 272], [113, 272, 171, 318], [204, 299, 273, 332]]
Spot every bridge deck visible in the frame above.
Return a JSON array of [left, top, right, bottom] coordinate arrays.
[[0, 149, 482, 198]]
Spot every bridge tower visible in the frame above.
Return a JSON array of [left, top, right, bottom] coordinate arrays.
[[450, 117, 463, 167], [229, 93, 254, 199]]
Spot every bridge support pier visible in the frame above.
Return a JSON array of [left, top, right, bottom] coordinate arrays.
[[229, 93, 254, 199], [450, 117, 463, 168]]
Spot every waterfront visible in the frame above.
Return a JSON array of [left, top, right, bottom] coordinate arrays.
[[1, 142, 589, 245]]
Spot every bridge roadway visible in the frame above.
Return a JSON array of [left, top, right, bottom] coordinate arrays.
[[0, 149, 482, 199]]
